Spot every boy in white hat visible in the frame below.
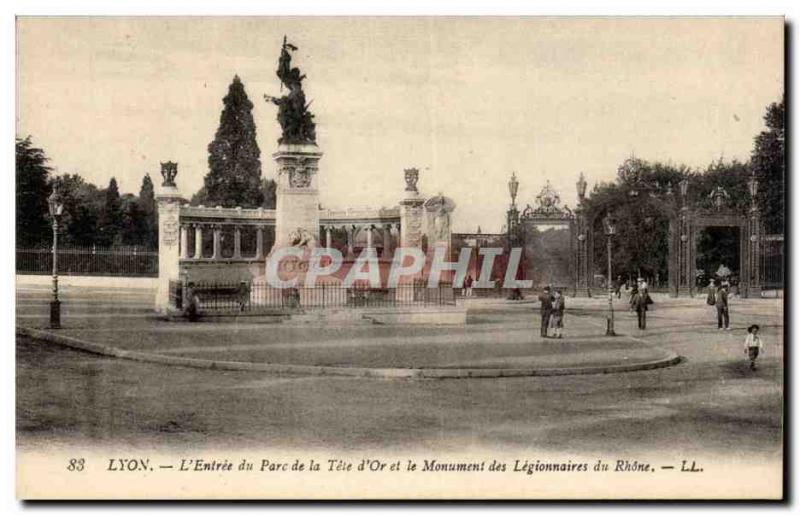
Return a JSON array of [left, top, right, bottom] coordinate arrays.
[[744, 324, 763, 371]]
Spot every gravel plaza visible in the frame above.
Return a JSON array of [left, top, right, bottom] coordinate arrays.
[[16, 281, 783, 459]]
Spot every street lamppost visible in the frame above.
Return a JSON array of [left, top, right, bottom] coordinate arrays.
[[48, 188, 64, 329], [508, 172, 519, 207], [506, 172, 520, 246], [603, 214, 616, 336], [748, 171, 759, 211]]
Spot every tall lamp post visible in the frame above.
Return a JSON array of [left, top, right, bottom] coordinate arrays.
[[506, 172, 520, 246], [603, 214, 616, 336], [747, 171, 759, 211], [48, 188, 64, 329]]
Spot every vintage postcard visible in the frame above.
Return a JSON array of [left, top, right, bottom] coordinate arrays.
[[15, 16, 785, 500]]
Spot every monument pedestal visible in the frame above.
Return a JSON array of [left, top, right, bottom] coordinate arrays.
[[273, 143, 323, 249], [399, 194, 425, 249]]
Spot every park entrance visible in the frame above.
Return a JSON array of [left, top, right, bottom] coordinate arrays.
[[695, 226, 741, 290], [507, 173, 765, 298]]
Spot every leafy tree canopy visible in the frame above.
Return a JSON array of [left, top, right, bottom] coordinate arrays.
[[751, 96, 784, 233]]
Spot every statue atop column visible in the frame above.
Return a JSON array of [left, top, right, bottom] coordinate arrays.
[[264, 36, 317, 145]]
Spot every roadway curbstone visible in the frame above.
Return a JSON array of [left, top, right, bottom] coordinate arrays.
[[17, 325, 681, 380]]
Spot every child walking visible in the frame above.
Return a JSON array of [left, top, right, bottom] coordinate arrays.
[[744, 324, 763, 371]]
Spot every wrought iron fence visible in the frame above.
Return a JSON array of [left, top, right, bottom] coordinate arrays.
[[16, 245, 158, 277], [760, 235, 784, 290], [169, 280, 183, 310], [177, 280, 456, 314]]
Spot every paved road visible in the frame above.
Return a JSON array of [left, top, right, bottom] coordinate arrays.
[[16, 286, 783, 460]]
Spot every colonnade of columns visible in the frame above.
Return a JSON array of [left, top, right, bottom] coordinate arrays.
[[177, 221, 402, 260], [179, 223, 269, 260], [321, 223, 401, 259]]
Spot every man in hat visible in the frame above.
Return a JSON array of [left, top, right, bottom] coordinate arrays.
[[715, 283, 730, 330], [744, 324, 763, 371], [614, 275, 623, 299], [631, 287, 648, 330], [550, 288, 565, 339], [538, 286, 553, 338]]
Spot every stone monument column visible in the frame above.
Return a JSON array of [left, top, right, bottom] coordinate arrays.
[[265, 37, 323, 254], [273, 145, 323, 250], [399, 168, 425, 249], [155, 161, 185, 313]]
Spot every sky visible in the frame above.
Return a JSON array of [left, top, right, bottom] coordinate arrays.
[[16, 17, 784, 232]]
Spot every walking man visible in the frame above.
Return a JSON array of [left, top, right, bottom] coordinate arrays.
[[632, 288, 648, 330], [715, 283, 730, 330], [538, 286, 553, 338], [629, 284, 639, 312], [463, 274, 474, 297], [550, 289, 565, 338]]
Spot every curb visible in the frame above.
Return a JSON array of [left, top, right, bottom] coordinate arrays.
[[17, 325, 682, 380]]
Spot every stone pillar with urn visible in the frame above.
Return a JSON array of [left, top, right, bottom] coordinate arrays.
[[155, 161, 186, 313], [399, 168, 426, 249]]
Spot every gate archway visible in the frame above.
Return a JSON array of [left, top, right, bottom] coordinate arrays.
[[517, 181, 576, 292], [573, 175, 762, 298]]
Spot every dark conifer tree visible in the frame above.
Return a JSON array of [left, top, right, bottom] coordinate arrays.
[[97, 177, 123, 245], [261, 178, 277, 209], [203, 75, 264, 208], [139, 173, 157, 248], [16, 136, 52, 246]]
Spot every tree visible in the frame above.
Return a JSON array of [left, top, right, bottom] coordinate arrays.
[[120, 194, 149, 246], [693, 158, 751, 211], [50, 174, 103, 246], [585, 156, 757, 285], [261, 178, 277, 209], [97, 177, 124, 246], [587, 157, 688, 284], [16, 136, 52, 246], [202, 75, 264, 208], [139, 173, 157, 248], [751, 96, 785, 234]]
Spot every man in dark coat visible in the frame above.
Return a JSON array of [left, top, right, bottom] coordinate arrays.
[[715, 284, 730, 330], [632, 289, 648, 330], [538, 286, 553, 338]]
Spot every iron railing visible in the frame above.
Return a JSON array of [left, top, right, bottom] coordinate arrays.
[[177, 280, 456, 314], [760, 235, 784, 290], [169, 280, 183, 310], [16, 245, 158, 277]]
